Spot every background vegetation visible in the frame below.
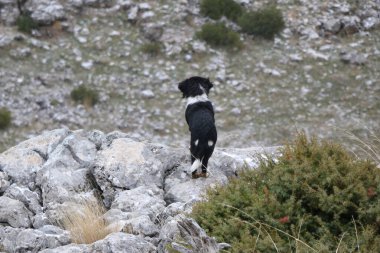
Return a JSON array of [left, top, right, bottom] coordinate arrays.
[[197, 23, 242, 49], [192, 133, 380, 252], [0, 108, 11, 130], [70, 85, 99, 107]]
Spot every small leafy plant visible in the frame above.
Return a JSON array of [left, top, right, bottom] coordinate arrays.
[[192, 133, 380, 252], [70, 85, 99, 107], [0, 108, 11, 130], [200, 0, 243, 22], [197, 23, 242, 49], [16, 14, 39, 34], [238, 6, 285, 39]]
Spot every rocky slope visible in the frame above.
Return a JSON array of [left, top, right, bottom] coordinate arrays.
[[0, 128, 278, 252], [0, 0, 379, 152]]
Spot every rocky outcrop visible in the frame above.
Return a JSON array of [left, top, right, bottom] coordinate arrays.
[[0, 129, 278, 252]]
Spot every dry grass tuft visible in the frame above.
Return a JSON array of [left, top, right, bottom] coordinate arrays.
[[342, 128, 380, 166], [57, 199, 118, 244]]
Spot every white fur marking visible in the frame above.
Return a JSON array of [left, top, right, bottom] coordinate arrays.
[[208, 140, 214, 147], [194, 139, 199, 146], [186, 94, 209, 107], [189, 159, 201, 174]]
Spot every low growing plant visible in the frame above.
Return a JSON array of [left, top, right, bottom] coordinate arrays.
[[238, 6, 285, 39], [140, 42, 162, 56], [197, 23, 242, 49], [192, 133, 380, 252], [16, 14, 39, 34], [200, 0, 243, 22], [0, 108, 11, 130], [70, 85, 99, 107]]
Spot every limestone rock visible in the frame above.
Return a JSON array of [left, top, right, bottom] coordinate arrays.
[[90, 232, 156, 252], [0, 196, 32, 228]]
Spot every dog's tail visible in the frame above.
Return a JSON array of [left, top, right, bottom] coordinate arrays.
[[190, 158, 202, 174]]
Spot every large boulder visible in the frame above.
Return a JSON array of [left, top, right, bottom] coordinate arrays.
[[0, 129, 279, 252]]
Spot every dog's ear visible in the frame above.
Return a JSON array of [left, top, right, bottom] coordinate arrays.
[[178, 80, 188, 98]]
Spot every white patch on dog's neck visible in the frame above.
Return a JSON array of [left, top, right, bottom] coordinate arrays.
[[186, 93, 209, 107]]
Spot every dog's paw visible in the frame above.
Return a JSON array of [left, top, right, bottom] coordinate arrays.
[[191, 170, 209, 179]]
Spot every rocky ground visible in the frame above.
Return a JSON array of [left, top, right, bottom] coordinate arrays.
[[0, 0, 379, 152], [0, 128, 278, 252]]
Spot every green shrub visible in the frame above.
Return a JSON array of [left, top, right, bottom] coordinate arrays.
[[197, 23, 242, 49], [238, 6, 285, 39], [70, 85, 99, 107], [192, 133, 380, 252], [16, 14, 39, 34], [0, 108, 11, 130], [140, 42, 162, 56], [200, 0, 243, 22]]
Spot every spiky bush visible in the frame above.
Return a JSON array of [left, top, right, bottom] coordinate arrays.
[[238, 6, 285, 39], [16, 14, 38, 34], [70, 85, 99, 107], [200, 0, 243, 22], [197, 23, 242, 49], [0, 108, 11, 130], [192, 133, 380, 252]]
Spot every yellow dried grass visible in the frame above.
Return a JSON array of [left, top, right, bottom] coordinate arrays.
[[57, 199, 118, 244]]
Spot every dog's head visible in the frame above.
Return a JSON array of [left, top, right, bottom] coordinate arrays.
[[178, 76, 213, 98]]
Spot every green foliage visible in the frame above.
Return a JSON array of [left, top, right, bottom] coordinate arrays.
[[0, 108, 11, 130], [16, 14, 38, 34], [197, 23, 242, 49], [140, 42, 162, 56], [200, 0, 243, 22], [70, 85, 99, 107], [192, 133, 380, 252], [238, 6, 285, 39]]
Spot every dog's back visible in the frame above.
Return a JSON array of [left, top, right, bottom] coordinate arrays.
[[178, 76, 217, 178]]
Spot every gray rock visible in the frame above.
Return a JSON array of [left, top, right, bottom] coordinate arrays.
[[0, 196, 32, 228], [4, 184, 42, 214], [141, 89, 155, 98], [323, 18, 342, 34], [0, 226, 22, 253], [39, 244, 90, 253], [362, 16, 380, 30], [0, 3, 19, 25], [0, 128, 70, 186], [341, 16, 360, 34], [164, 171, 228, 204], [38, 225, 71, 248], [90, 232, 156, 252], [33, 212, 51, 228], [83, 0, 113, 8], [92, 139, 173, 207], [123, 215, 160, 237], [142, 24, 164, 41], [9, 47, 31, 59], [158, 216, 219, 253], [128, 6, 139, 22], [111, 186, 166, 219], [341, 51, 367, 65], [25, 0, 66, 25], [36, 132, 97, 205], [0, 171, 10, 193]]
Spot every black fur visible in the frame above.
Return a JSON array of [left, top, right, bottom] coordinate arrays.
[[178, 76, 217, 176]]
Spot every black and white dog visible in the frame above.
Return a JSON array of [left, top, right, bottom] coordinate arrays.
[[178, 76, 217, 178]]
